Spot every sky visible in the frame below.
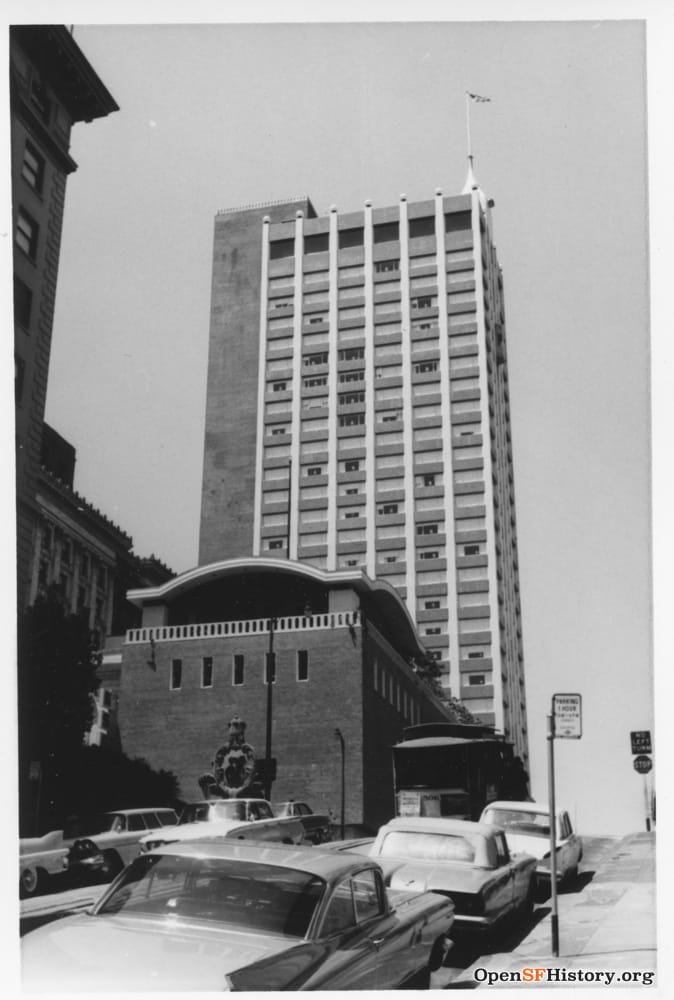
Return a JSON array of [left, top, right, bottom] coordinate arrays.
[[6, 1, 672, 857]]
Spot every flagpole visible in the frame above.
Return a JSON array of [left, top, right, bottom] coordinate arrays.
[[465, 91, 473, 163]]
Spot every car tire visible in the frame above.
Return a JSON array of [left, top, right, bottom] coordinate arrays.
[[522, 878, 536, 918], [20, 866, 42, 897], [102, 850, 123, 878]]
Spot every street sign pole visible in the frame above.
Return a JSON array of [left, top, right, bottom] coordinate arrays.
[[643, 774, 651, 832], [546, 712, 559, 957]]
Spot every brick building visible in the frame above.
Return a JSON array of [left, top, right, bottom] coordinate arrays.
[[11, 25, 118, 609], [198, 178, 528, 765], [119, 558, 457, 831]]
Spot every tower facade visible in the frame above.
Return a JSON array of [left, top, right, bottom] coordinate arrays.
[[199, 181, 527, 760]]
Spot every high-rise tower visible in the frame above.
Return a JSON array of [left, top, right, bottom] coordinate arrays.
[[199, 177, 527, 760]]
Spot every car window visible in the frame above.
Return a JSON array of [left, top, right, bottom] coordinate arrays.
[[298, 804, 311, 816], [352, 870, 383, 922], [127, 814, 147, 832], [110, 815, 126, 833], [156, 810, 178, 826], [95, 856, 324, 937], [321, 878, 355, 935], [493, 832, 510, 866], [380, 831, 476, 864], [485, 808, 550, 836]]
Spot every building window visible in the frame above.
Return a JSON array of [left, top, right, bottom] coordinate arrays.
[[374, 221, 399, 244], [268, 539, 284, 550], [29, 76, 51, 123], [306, 466, 323, 477], [339, 413, 365, 427], [375, 259, 399, 273], [305, 232, 329, 254], [13, 276, 33, 329], [22, 142, 45, 193], [303, 376, 327, 388], [338, 347, 365, 362], [233, 655, 244, 686], [304, 352, 328, 367], [272, 380, 287, 392], [468, 674, 486, 685], [426, 627, 442, 635], [170, 660, 182, 691], [338, 227, 364, 249], [468, 651, 485, 659], [201, 657, 213, 688], [419, 550, 439, 560], [344, 460, 360, 472], [339, 391, 365, 405], [269, 238, 294, 260], [265, 652, 276, 685], [422, 474, 436, 487], [414, 360, 438, 374], [424, 600, 440, 609], [417, 523, 439, 535], [409, 216, 435, 239], [15, 356, 26, 403], [15, 208, 39, 259], [339, 370, 364, 384], [463, 544, 480, 556], [297, 650, 309, 682], [411, 296, 434, 310], [378, 503, 398, 515]]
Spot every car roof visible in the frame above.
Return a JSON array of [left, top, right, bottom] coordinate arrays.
[[483, 801, 560, 816], [147, 839, 378, 879], [106, 807, 175, 816], [384, 817, 498, 838]]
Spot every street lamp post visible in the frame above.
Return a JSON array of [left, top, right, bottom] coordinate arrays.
[[264, 617, 277, 801], [334, 728, 345, 840]]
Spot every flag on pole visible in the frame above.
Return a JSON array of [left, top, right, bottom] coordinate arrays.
[[467, 92, 491, 102]]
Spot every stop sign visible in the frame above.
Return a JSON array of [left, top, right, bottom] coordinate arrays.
[[633, 755, 652, 774]]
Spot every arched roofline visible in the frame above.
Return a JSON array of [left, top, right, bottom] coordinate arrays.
[[126, 556, 426, 660]]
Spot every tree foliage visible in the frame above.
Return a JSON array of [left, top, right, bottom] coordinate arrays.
[[17, 586, 179, 833], [410, 651, 481, 724]]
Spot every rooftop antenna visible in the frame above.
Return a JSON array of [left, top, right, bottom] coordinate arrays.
[[464, 91, 491, 191]]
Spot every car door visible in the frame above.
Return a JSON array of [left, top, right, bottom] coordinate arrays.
[[483, 832, 515, 923], [313, 870, 404, 990]]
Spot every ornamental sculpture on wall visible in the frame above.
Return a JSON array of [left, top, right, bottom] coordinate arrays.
[[198, 715, 256, 799]]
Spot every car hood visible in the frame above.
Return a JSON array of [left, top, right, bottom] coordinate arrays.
[[378, 857, 493, 894], [21, 912, 299, 992]]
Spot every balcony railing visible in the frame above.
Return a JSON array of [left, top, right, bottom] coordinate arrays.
[[126, 610, 360, 645]]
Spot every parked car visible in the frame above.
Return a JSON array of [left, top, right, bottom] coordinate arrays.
[[329, 816, 537, 935], [58, 807, 179, 875], [274, 801, 331, 844], [480, 801, 583, 886], [19, 831, 69, 897], [139, 814, 305, 851], [21, 840, 455, 990]]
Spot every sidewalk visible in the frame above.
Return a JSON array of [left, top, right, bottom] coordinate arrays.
[[452, 832, 657, 988]]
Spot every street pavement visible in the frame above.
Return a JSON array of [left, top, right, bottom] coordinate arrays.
[[433, 832, 657, 989]]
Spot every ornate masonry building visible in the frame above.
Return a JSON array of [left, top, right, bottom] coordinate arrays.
[[11, 26, 118, 609], [198, 175, 528, 763]]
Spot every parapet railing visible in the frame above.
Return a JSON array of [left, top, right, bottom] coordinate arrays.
[[125, 610, 360, 644]]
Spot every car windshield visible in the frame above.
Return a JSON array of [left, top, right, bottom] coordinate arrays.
[[94, 855, 325, 937], [379, 831, 476, 864], [63, 814, 121, 838], [483, 808, 551, 836]]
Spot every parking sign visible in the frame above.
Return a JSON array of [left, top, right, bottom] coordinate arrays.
[[552, 693, 582, 738]]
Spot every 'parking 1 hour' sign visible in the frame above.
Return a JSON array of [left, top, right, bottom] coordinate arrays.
[[552, 693, 582, 738]]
